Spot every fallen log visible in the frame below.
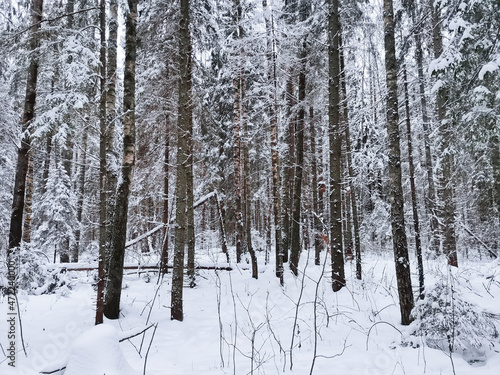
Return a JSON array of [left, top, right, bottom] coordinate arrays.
[[49, 264, 233, 272]]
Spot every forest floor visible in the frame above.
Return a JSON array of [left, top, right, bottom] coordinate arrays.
[[1, 245, 500, 375]]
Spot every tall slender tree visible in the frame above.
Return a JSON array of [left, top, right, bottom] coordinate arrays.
[[430, 0, 458, 267], [410, 1, 439, 256], [160, 116, 170, 276], [8, 0, 44, 258], [290, 0, 308, 276], [339, 34, 361, 280], [383, 0, 414, 325], [73, 127, 88, 263], [96, 0, 107, 325], [310, 106, 323, 266], [328, 0, 345, 292], [403, 65, 425, 298], [104, 0, 139, 320], [171, 0, 193, 321], [232, 0, 246, 267], [263, 0, 284, 284], [105, 0, 119, 258], [282, 0, 298, 265]]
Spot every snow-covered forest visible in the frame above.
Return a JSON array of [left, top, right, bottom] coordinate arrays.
[[1, 0, 499, 374]]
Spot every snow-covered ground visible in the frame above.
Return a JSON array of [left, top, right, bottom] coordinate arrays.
[[1, 248, 499, 375]]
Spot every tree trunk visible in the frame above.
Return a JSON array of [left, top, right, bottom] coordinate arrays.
[[328, 0, 345, 292], [383, 0, 414, 325], [73, 128, 88, 263], [232, 0, 245, 266], [411, 3, 439, 255], [22, 152, 34, 244], [339, 38, 362, 279], [104, 0, 138, 320], [493, 134, 500, 216], [290, 9, 307, 275], [215, 195, 229, 262], [105, 0, 119, 260], [282, 78, 295, 265], [310, 107, 322, 266], [8, 0, 43, 259], [59, 0, 76, 263], [233, 72, 244, 264], [403, 66, 425, 299], [96, 0, 107, 325], [42, 134, 52, 194], [171, 0, 192, 321], [431, 0, 458, 267], [160, 121, 170, 275], [309, 106, 322, 266], [59, 150, 72, 264], [263, 0, 283, 284], [241, 64, 258, 279], [187, 109, 196, 286]]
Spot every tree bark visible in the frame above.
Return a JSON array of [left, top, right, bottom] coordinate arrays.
[[187, 107, 196, 285], [160, 120, 170, 275], [493, 134, 500, 216], [282, 0, 297, 266], [339, 38, 362, 279], [171, 0, 192, 321], [96, 0, 107, 325], [430, 0, 458, 267], [105, 0, 119, 260], [328, 0, 345, 292], [232, 0, 244, 265], [403, 65, 425, 299], [73, 128, 88, 263], [104, 0, 138, 320], [290, 4, 307, 275], [411, 3, 439, 255], [42, 134, 52, 194], [8, 0, 43, 258], [241, 63, 258, 279], [22, 152, 34, 244], [310, 107, 322, 266], [233, 73, 244, 264], [383, 0, 414, 325], [263, 0, 283, 284], [282, 78, 295, 265]]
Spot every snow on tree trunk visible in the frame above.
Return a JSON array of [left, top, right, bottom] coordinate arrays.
[[431, 0, 458, 268], [171, 0, 193, 322], [104, 0, 138, 320], [290, 2, 307, 276], [96, 0, 107, 325], [22, 152, 34, 244], [403, 65, 425, 298], [383, 0, 414, 325], [263, 0, 283, 284], [8, 0, 43, 261], [105, 0, 119, 262], [160, 118, 170, 275], [339, 33, 361, 280], [328, 0, 345, 292], [73, 128, 88, 263], [410, 2, 439, 256]]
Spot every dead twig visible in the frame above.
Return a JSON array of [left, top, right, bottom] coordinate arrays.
[[142, 324, 158, 375], [119, 324, 155, 343]]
